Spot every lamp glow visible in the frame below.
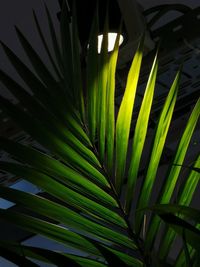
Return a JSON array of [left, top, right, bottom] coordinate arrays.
[[97, 32, 124, 53]]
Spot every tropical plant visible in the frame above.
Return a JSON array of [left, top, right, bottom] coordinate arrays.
[[0, 1, 199, 266]]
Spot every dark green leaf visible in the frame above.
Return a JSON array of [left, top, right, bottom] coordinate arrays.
[[0, 186, 135, 249], [0, 209, 99, 256], [0, 245, 39, 267], [0, 162, 127, 228], [94, 243, 128, 267], [0, 96, 108, 187], [44, 3, 64, 72], [60, 0, 73, 96], [87, 4, 99, 143], [0, 137, 116, 207], [32, 10, 62, 80]]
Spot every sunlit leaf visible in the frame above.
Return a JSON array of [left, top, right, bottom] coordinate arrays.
[[125, 51, 158, 213], [135, 70, 181, 234], [106, 30, 121, 175], [115, 37, 143, 193]]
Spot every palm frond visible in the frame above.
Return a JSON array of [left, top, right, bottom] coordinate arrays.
[[0, 2, 199, 266]]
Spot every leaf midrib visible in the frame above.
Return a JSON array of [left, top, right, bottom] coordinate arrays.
[[83, 122, 145, 261]]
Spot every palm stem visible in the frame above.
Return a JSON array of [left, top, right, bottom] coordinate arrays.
[[82, 122, 146, 262]]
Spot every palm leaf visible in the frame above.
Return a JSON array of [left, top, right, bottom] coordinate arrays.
[[115, 38, 143, 194], [155, 155, 200, 260], [0, 209, 99, 255], [147, 204, 200, 252], [60, 0, 73, 97], [0, 137, 114, 206], [134, 69, 181, 234], [97, 8, 110, 163], [144, 99, 200, 252], [0, 244, 39, 267], [0, 240, 82, 267], [125, 50, 158, 213], [32, 10, 62, 80], [0, 186, 134, 248], [44, 3, 64, 73], [0, 1, 199, 266], [71, 2, 85, 120], [0, 162, 127, 228], [106, 31, 121, 174]]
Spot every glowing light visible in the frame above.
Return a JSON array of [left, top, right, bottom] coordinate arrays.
[[97, 32, 124, 54]]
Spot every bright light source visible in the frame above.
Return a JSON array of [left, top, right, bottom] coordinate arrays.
[[97, 32, 124, 53]]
